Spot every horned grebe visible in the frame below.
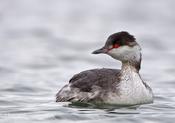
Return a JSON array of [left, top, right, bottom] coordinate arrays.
[[56, 31, 153, 105]]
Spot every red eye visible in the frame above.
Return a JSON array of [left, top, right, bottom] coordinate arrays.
[[107, 44, 120, 51], [113, 44, 120, 48]]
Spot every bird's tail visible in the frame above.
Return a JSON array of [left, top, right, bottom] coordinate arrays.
[[56, 84, 101, 102]]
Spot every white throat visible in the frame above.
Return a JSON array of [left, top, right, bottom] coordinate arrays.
[[106, 53, 153, 105]]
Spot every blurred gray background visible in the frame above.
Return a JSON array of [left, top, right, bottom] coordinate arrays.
[[0, 0, 175, 123]]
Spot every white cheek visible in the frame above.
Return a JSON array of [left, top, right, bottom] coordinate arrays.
[[108, 45, 141, 61], [108, 48, 123, 60]]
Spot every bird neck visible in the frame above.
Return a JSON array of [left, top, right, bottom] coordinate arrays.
[[121, 53, 141, 72]]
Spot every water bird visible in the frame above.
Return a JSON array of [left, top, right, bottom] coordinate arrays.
[[56, 31, 153, 106]]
